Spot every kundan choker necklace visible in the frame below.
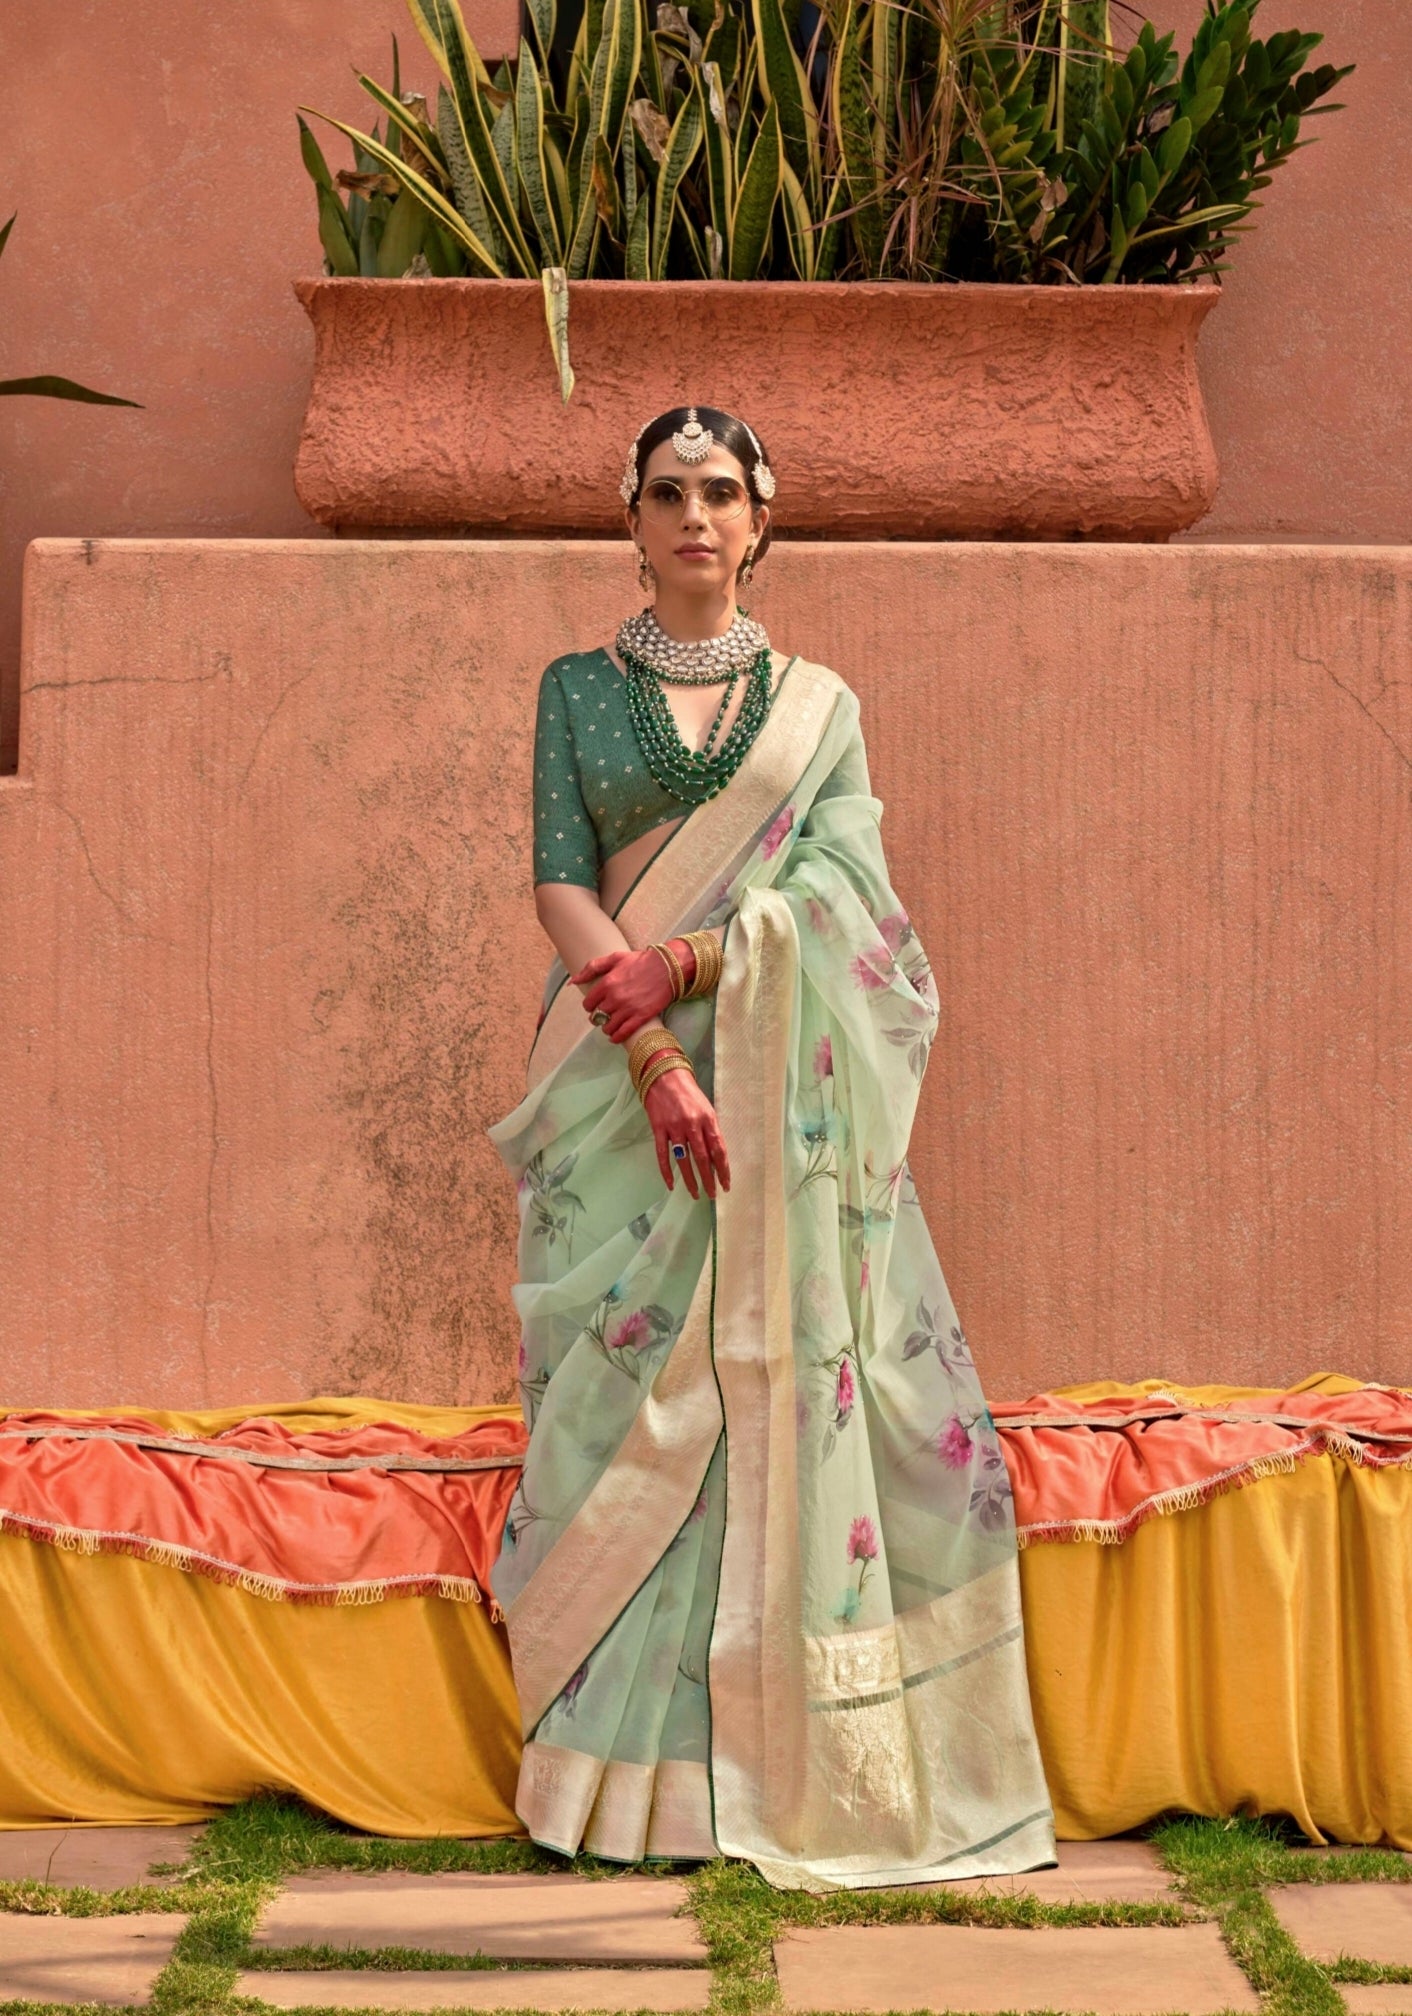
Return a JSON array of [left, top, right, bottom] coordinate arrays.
[[615, 605, 776, 804], [616, 606, 770, 684]]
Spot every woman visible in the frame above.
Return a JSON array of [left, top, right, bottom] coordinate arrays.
[[487, 406, 1055, 1894]]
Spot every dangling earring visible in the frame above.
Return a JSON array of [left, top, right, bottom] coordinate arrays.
[[636, 546, 653, 593], [740, 543, 757, 587]]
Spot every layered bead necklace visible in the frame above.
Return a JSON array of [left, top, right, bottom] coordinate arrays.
[[615, 606, 775, 805]]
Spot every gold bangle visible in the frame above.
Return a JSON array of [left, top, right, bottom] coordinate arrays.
[[695, 931, 721, 992], [629, 1041, 684, 1095], [631, 1048, 681, 1096], [638, 1053, 694, 1102], [681, 930, 722, 998], [628, 1026, 683, 1085], [651, 940, 688, 1001]]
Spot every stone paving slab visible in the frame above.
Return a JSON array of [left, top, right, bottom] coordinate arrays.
[[1269, 1883, 1412, 1965], [0, 1911, 186, 2005], [1342, 1992, 1412, 2016], [0, 1824, 204, 1888], [918, 1840, 1178, 1904], [235, 1968, 712, 2009], [774, 1922, 1260, 2013], [251, 1873, 707, 1962]]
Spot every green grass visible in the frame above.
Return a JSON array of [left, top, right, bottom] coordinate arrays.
[[0, 1799, 1405, 2015]]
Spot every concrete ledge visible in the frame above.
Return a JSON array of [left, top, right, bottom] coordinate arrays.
[[4, 538, 1410, 1405]]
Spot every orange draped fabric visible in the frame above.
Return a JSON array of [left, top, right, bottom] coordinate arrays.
[[0, 1399, 526, 1605], [993, 1373, 1412, 1544]]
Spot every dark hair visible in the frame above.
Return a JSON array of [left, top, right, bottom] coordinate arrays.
[[626, 405, 775, 566]]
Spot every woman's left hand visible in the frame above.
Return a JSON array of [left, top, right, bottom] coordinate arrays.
[[574, 947, 676, 1042]]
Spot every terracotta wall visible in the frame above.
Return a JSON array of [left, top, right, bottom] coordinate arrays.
[[0, 0, 510, 778], [2, 0, 1408, 773], [3, 538, 1408, 1408]]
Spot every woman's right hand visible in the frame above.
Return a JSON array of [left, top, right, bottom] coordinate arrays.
[[644, 1068, 731, 1200]]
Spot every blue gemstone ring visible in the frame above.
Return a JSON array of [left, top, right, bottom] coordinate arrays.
[[671, 1142, 688, 1161]]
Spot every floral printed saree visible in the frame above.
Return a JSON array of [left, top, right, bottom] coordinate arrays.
[[487, 655, 1055, 1893]]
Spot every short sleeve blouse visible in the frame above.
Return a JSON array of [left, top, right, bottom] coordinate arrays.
[[532, 651, 686, 889]]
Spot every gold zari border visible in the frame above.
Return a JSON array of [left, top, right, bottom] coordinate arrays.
[[503, 1256, 722, 1734], [517, 1744, 714, 1861]]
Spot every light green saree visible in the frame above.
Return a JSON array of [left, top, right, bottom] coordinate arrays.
[[487, 656, 1055, 1893]]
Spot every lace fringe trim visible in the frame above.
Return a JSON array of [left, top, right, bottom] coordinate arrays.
[[0, 1508, 504, 1618], [1015, 1429, 1412, 1550]]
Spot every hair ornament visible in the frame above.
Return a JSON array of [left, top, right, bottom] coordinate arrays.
[[741, 418, 776, 501], [671, 406, 714, 464], [619, 432, 641, 507]]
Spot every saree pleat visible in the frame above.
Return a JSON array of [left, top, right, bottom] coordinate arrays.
[[488, 658, 1055, 1891]]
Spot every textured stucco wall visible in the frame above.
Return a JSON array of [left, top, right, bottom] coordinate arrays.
[[1150, 0, 1411, 547], [2, 1, 1408, 774], [3, 538, 1408, 1408], [0, 0, 514, 777]]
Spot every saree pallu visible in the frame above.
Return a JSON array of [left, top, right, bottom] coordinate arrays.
[[487, 656, 1056, 1893]]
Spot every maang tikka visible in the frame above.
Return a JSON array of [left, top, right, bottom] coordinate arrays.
[[671, 406, 714, 463]]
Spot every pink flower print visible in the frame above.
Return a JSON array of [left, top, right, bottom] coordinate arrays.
[[814, 1033, 834, 1081], [796, 1392, 812, 1439], [691, 1487, 709, 1521], [761, 805, 795, 859], [937, 1414, 974, 1469], [806, 897, 835, 939], [859, 1255, 871, 1293], [878, 909, 911, 955], [835, 1357, 855, 1427], [847, 1514, 879, 1564], [607, 1309, 652, 1353], [516, 1336, 529, 1377], [850, 950, 891, 992]]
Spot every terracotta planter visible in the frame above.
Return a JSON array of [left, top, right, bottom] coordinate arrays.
[[293, 277, 1220, 542]]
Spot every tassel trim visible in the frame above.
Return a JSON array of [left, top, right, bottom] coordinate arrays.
[[1014, 1430, 1410, 1550], [0, 1507, 505, 1618]]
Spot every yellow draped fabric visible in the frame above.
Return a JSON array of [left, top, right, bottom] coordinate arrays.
[[0, 1388, 1407, 1845], [0, 1534, 523, 1837], [1019, 1455, 1412, 1847], [4, 1395, 519, 1439]]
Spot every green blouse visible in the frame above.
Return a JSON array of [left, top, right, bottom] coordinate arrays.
[[532, 649, 688, 889]]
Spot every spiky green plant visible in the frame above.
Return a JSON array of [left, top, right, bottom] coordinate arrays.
[[0, 214, 143, 406], [298, 0, 1352, 396]]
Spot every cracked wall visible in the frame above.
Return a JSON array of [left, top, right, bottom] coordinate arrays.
[[1, 537, 1409, 1407]]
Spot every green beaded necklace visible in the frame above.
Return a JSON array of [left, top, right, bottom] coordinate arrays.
[[619, 641, 776, 805]]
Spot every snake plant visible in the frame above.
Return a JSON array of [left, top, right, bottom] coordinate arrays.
[[299, 0, 1351, 397]]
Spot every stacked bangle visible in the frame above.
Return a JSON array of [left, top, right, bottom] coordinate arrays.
[[651, 940, 687, 999], [648, 930, 724, 1004], [682, 930, 723, 999], [638, 1051, 694, 1101], [626, 1026, 694, 1106]]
